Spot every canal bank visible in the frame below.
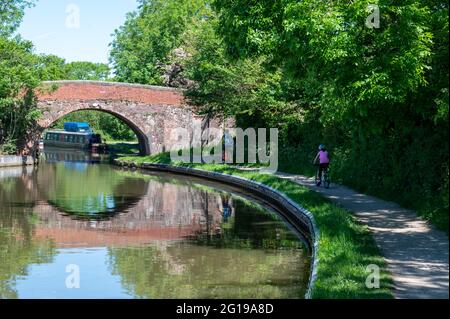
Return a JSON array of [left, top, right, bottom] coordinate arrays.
[[114, 156, 394, 299], [115, 159, 320, 299], [0, 155, 35, 168]]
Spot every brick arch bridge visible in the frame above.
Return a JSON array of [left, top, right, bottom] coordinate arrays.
[[31, 80, 223, 155]]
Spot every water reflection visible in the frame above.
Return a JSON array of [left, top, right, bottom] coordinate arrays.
[[42, 147, 107, 165], [0, 150, 310, 299]]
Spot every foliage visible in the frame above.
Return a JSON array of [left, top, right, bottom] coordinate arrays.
[[35, 54, 67, 81], [109, 0, 209, 85], [64, 61, 110, 81], [0, 36, 41, 154], [36, 57, 111, 81], [109, 0, 448, 229], [0, 0, 35, 37], [107, 190, 309, 298], [192, 0, 449, 231]]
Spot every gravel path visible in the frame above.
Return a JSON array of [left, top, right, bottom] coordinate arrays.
[[276, 172, 449, 299]]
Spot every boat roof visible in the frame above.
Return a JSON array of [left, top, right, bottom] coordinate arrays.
[[65, 122, 90, 127]]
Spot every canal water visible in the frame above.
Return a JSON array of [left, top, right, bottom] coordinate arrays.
[[0, 149, 310, 299]]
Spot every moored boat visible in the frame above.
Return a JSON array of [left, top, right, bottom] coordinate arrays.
[[43, 122, 102, 150]]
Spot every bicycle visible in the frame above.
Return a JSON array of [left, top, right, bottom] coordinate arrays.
[[314, 164, 331, 189]]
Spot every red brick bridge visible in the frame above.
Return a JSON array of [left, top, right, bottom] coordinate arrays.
[[31, 80, 224, 155]]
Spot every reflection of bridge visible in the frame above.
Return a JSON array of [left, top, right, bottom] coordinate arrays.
[[25, 81, 232, 155], [32, 181, 225, 247], [1, 160, 232, 248], [1, 164, 226, 247]]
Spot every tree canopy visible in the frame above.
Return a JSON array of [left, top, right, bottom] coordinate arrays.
[[0, 0, 35, 37], [0, 37, 41, 153], [109, 0, 209, 85]]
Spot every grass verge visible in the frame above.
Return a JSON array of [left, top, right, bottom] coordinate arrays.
[[116, 153, 393, 299]]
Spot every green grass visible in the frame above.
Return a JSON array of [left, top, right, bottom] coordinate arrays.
[[116, 154, 393, 299]]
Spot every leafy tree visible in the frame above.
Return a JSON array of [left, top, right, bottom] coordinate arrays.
[[35, 54, 68, 80], [65, 61, 110, 81], [0, 0, 42, 154], [109, 0, 209, 85], [0, 0, 35, 37], [0, 37, 41, 154], [34, 58, 111, 81]]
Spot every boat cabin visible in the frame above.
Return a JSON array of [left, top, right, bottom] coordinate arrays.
[[43, 122, 102, 149]]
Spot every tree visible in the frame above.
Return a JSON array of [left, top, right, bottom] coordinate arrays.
[[33, 58, 111, 81], [65, 61, 110, 81], [0, 1, 41, 154], [0, 0, 35, 37], [35, 54, 68, 80], [109, 0, 209, 85], [184, 13, 302, 134], [0, 37, 41, 154]]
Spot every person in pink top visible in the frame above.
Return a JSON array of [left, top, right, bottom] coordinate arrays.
[[313, 144, 330, 186]]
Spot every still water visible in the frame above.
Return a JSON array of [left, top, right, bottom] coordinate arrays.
[[0, 149, 310, 299]]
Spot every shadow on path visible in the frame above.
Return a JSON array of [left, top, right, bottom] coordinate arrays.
[[276, 173, 449, 299]]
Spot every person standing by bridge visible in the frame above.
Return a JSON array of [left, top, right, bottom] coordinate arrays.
[[222, 130, 234, 163]]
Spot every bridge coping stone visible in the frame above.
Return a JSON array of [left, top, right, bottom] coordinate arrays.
[[41, 80, 184, 93]]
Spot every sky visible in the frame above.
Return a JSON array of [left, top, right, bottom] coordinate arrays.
[[17, 0, 139, 64]]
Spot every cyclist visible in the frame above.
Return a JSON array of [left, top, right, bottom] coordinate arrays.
[[313, 144, 330, 186]]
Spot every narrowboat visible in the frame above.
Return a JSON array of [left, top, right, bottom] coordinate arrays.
[[43, 122, 102, 150]]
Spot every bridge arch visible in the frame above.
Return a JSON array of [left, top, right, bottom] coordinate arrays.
[[30, 80, 222, 156], [43, 107, 151, 155]]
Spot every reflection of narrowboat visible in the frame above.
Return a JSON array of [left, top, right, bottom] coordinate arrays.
[[43, 122, 102, 150], [42, 147, 104, 164]]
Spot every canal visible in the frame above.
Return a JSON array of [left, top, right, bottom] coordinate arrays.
[[0, 149, 311, 299]]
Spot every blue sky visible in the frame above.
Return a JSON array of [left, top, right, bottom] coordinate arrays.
[[18, 0, 138, 64]]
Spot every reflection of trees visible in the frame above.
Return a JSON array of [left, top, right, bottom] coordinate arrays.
[[107, 197, 310, 299], [36, 162, 148, 218], [193, 197, 305, 250], [0, 176, 56, 299], [107, 242, 309, 299]]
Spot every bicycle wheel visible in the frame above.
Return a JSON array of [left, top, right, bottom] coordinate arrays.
[[324, 172, 330, 189], [315, 172, 321, 186]]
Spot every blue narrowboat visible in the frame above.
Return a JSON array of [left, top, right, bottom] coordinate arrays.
[[43, 122, 102, 149]]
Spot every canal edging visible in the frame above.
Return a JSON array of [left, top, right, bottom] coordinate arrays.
[[114, 159, 320, 299], [0, 155, 35, 168]]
